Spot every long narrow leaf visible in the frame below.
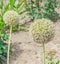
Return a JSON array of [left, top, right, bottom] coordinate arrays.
[[19, 10, 27, 15], [3, 4, 9, 14], [0, 5, 2, 9], [13, 0, 16, 4], [9, 0, 16, 9], [16, 0, 24, 9], [0, 0, 3, 9]]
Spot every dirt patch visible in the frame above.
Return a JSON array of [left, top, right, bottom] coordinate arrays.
[[8, 20, 60, 64]]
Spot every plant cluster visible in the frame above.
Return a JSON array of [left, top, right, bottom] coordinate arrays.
[[2, 0, 28, 64], [47, 51, 60, 64], [0, 0, 27, 31], [0, 0, 27, 64], [0, 40, 8, 64], [0, 0, 60, 64], [0, 20, 8, 64], [30, 18, 55, 64], [0, 0, 8, 63], [30, 18, 60, 64], [48, 56, 60, 64], [26, 0, 60, 20]]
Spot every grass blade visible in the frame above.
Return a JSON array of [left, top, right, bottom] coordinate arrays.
[[9, 0, 16, 9], [16, 0, 24, 9]]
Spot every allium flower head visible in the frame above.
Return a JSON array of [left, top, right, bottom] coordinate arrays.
[[30, 18, 54, 44], [3, 10, 19, 26]]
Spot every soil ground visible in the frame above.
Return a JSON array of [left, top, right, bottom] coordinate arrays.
[[9, 20, 60, 64]]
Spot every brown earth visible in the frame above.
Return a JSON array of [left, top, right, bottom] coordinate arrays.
[[8, 20, 60, 64]]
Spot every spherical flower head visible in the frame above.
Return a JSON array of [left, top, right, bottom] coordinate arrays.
[[30, 18, 55, 44], [3, 10, 19, 26]]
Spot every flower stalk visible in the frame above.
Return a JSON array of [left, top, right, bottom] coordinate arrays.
[[42, 43, 46, 64], [29, 18, 54, 64], [7, 25, 12, 64]]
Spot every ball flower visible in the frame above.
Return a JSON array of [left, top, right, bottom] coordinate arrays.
[[3, 10, 19, 26], [30, 18, 54, 44], [3, 10, 19, 64]]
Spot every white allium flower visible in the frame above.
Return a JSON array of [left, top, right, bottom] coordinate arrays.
[[3, 10, 19, 26], [30, 18, 54, 44]]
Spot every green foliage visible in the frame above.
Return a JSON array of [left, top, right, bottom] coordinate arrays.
[[48, 58, 60, 64], [11, 24, 28, 31], [9, 0, 16, 9], [16, 0, 23, 9], [0, 17, 8, 64], [47, 54, 60, 64], [26, 0, 42, 19], [0, 0, 27, 32], [2, 0, 26, 15], [47, 55, 55, 64], [7, 0, 27, 31], [26, 0, 60, 20], [42, 0, 58, 20], [0, 0, 8, 63], [56, 60, 60, 64], [0, 0, 27, 62], [8, 0, 26, 14], [0, 40, 7, 64]]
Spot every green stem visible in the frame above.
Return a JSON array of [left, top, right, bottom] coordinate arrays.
[[42, 43, 46, 64], [7, 25, 12, 64]]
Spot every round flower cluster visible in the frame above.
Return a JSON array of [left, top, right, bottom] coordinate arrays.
[[3, 10, 19, 26], [30, 18, 54, 44]]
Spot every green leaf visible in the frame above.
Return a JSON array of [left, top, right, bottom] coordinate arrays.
[[18, 25, 28, 31], [13, 0, 16, 4], [19, 10, 26, 15], [0, 40, 7, 63], [16, 0, 24, 9], [0, 55, 6, 61], [0, 50, 2, 54], [9, 0, 16, 9], [49, 62, 55, 64], [3, 4, 9, 14], [0, 5, 2, 9], [0, 21, 5, 30], [0, 0, 3, 9], [56, 60, 60, 64]]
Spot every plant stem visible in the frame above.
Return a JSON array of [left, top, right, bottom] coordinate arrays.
[[7, 25, 12, 64], [23, 0, 27, 7], [42, 43, 46, 64]]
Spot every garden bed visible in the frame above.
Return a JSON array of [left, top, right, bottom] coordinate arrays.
[[0, 0, 60, 64], [9, 20, 60, 64]]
